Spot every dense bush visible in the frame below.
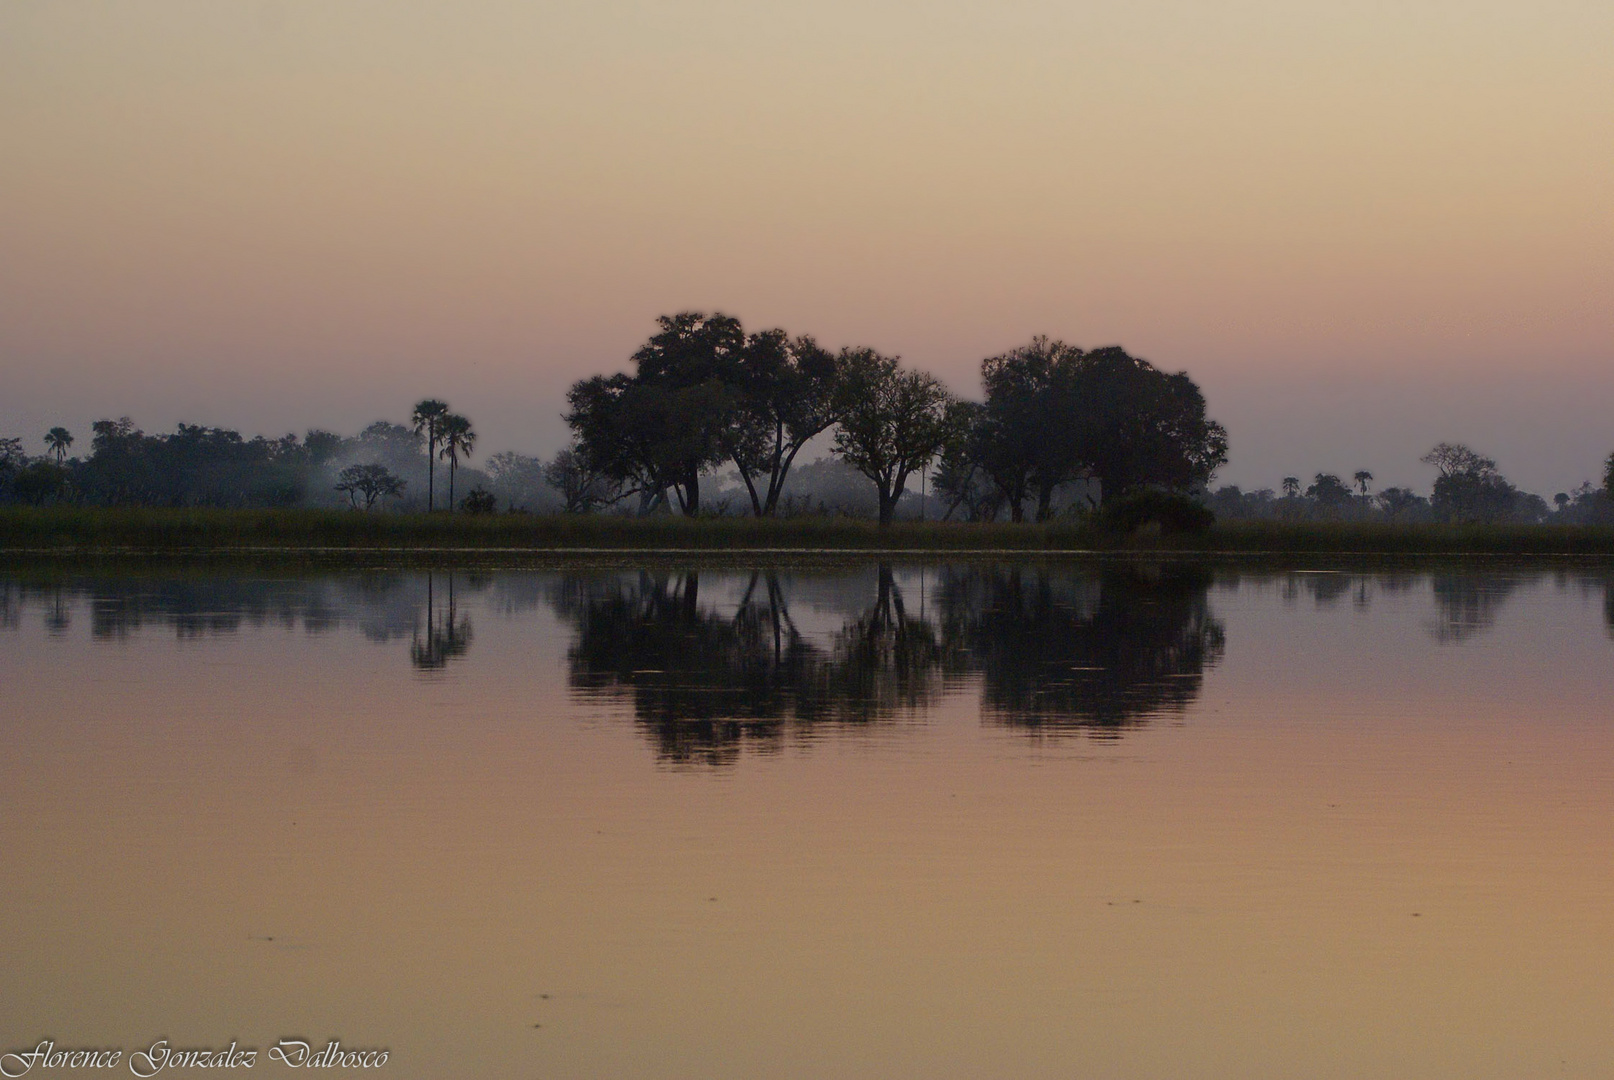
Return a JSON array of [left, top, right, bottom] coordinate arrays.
[[1101, 490, 1216, 535]]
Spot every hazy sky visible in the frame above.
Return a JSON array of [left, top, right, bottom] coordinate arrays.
[[2, 0, 1610, 494]]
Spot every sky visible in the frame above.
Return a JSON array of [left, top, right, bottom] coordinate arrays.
[[1, 0, 1610, 495]]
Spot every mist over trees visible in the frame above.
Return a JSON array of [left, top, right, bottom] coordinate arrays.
[[5, 311, 1612, 524]]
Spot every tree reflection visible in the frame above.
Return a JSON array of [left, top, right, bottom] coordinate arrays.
[[935, 563, 1225, 735], [410, 573, 473, 670], [557, 566, 961, 767], [557, 562, 1223, 764], [1427, 574, 1523, 643]]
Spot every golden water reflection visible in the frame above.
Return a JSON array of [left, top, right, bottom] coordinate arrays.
[[3, 563, 1613, 1078]]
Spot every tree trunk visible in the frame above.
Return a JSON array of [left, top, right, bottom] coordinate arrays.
[[736, 466, 764, 517], [1036, 481, 1055, 522], [877, 488, 896, 526]]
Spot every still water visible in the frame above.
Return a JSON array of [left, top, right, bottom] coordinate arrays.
[[3, 561, 1613, 1078]]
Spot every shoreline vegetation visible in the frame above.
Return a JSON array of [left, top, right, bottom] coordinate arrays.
[[6, 508, 1614, 561]]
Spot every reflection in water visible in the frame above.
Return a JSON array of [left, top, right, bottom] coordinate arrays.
[[1428, 574, 1525, 644], [937, 564, 1225, 734], [410, 573, 473, 671], [9, 564, 1610, 762], [555, 567, 961, 767], [1266, 569, 1526, 644], [558, 563, 1223, 763]]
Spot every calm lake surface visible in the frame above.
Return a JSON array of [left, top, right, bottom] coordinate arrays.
[[4, 560, 1613, 1078]]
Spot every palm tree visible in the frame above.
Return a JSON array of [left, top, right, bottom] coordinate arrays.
[[438, 414, 476, 510], [44, 427, 73, 465], [1353, 470, 1374, 517], [411, 399, 450, 511]]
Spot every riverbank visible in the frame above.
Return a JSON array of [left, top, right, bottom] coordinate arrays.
[[4, 507, 1614, 557]]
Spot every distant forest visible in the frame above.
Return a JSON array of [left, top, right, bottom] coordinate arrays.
[[4, 311, 1612, 526]]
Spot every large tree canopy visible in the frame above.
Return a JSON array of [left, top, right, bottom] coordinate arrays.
[[977, 337, 1087, 521], [1061, 346, 1228, 504], [567, 312, 847, 517]]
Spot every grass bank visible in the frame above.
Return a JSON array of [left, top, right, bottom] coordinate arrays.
[[4, 507, 1614, 557]]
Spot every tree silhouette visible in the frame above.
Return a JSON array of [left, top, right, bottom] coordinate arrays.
[[44, 427, 73, 465], [543, 445, 621, 513], [334, 462, 406, 510], [976, 337, 1087, 521], [438, 414, 475, 511], [724, 330, 846, 517], [565, 372, 731, 515], [554, 566, 958, 766], [410, 399, 449, 511], [1421, 443, 1518, 523], [832, 350, 954, 526], [459, 487, 497, 514], [935, 563, 1224, 733], [1378, 487, 1423, 521], [411, 573, 473, 669], [1281, 476, 1300, 498], [1353, 470, 1374, 513]]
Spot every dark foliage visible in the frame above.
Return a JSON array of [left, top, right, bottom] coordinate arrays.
[[1101, 490, 1216, 535]]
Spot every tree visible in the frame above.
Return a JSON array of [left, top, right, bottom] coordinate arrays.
[[626, 312, 751, 516], [975, 337, 1087, 521], [459, 488, 497, 514], [1421, 442, 1516, 523], [1281, 476, 1300, 498], [411, 399, 450, 511], [723, 330, 845, 516], [1353, 470, 1374, 511], [335, 463, 406, 510], [831, 350, 953, 526], [1378, 487, 1424, 521], [438, 414, 475, 510], [1060, 347, 1228, 505], [1306, 473, 1355, 516], [0, 437, 26, 502], [1605, 451, 1614, 501], [543, 445, 621, 513], [1422, 442, 1492, 481], [484, 451, 555, 512], [565, 372, 730, 516], [931, 401, 1004, 522], [45, 427, 73, 465]]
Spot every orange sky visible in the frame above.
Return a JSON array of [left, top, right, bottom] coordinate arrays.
[[2, 1, 1610, 493]]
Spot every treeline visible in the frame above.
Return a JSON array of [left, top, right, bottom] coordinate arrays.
[[1212, 443, 1614, 526], [4, 310, 1612, 527], [0, 311, 1230, 526], [559, 313, 1226, 525]]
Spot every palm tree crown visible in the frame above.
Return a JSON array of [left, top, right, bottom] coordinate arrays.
[[44, 427, 73, 465], [438, 414, 476, 510]]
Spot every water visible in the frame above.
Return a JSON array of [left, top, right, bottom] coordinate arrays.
[[3, 561, 1612, 1078]]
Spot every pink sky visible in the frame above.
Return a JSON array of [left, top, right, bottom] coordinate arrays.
[[2, 1, 1610, 494]]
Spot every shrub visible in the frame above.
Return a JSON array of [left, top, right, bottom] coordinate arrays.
[[1101, 490, 1215, 535], [459, 488, 497, 515]]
